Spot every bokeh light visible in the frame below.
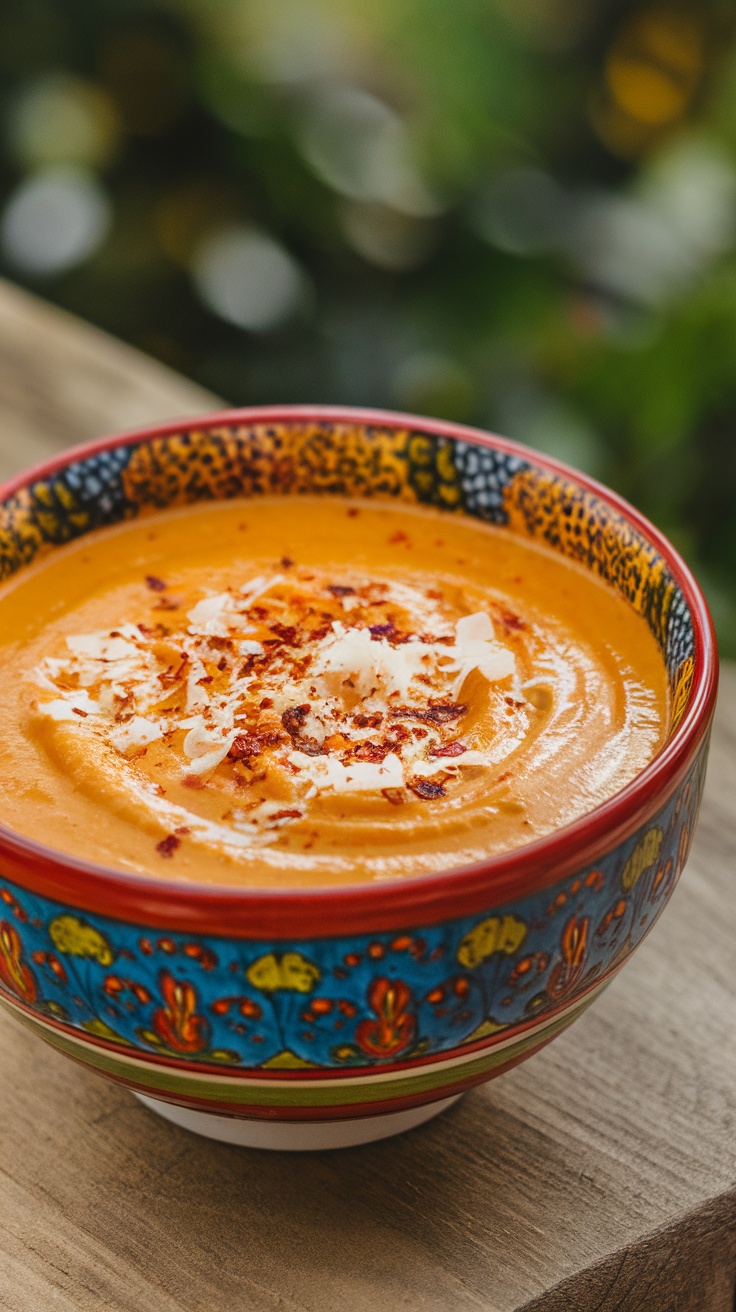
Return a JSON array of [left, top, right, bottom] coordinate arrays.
[[299, 86, 443, 217], [1, 168, 111, 275], [6, 73, 120, 170], [191, 226, 310, 332], [341, 201, 438, 271]]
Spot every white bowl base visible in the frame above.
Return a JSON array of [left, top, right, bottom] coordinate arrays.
[[134, 1091, 463, 1150]]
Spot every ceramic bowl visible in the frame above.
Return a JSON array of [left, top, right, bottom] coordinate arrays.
[[0, 406, 717, 1150]]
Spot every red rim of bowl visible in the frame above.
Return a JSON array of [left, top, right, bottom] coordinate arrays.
[[0, 405, 719, 937]]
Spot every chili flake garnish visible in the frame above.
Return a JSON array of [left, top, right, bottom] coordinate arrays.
[[410, 780, 446, 800], [429, 740, 467, 758], [156, 833, 181, 857]]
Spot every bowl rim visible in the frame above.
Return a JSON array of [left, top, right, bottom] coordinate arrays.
[[0, 404, 719, 937]]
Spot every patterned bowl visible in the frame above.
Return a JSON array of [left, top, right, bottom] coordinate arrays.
[[0, 406, 717, 1150]]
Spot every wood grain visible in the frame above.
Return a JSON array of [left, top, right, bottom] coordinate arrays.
[[0, 277, 734, 1312], [0, 278, 215, 482]]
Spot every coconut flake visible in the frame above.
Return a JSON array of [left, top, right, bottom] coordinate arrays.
[[289, 749, 405, 792], [445, 612, 515, 698], [312, 624, 427, 701], [39, 691, 101, 720], [109, 717, 163, 754]]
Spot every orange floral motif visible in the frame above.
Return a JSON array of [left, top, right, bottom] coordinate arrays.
[[31, 950, 68, 984], [546, 915, 589, 1001], [355, 977, 415, 1059], [649, 858, 675, 904], [0, 921, 37, 1002], [152, 971, 208, 1054]]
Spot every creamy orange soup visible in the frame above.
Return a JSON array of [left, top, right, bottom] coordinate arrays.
[[0, 497, 669, 886]]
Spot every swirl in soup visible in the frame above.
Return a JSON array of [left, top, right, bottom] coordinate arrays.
[[0, 497, 668, 886]]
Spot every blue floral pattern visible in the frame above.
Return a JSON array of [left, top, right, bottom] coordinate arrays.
[[0, 747, 706, 1072]]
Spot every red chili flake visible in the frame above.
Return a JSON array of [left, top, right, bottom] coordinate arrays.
[[354, 712, 382, 728], [156, 834, 181, 858], [327, 584, 355, 597], [71, 707, 88, 717], [196, 675, 213, 685], [391, 703, 466, 725], [229, 730, 282, 760], [297, 737, 326, 757], [217, 657, 228, 671], [182, 774, 205, 789], [270, 622, 300, 645], [154, 596, 180, 611], [308, 625, 331, 642], [381, 787, 405, 806], [388, 530, 410, 545], [282, 703, 311, 737], [145, 575, 167, 592], [354, 740, 391, 763], [417, 631, 449, 646], [369, 623, 395, 639], [410, 779, 446, 800], [495, 770, 512, 783], [280, 556, 294, 568], [429, 740, 466, 759], [497, 606, 526, 632], [270, 809, 303, 822], [260, 697, 273, 709], [174, 826, 190, 836]]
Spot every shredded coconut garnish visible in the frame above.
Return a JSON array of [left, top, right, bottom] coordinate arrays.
[[31, 569, 518, 833]]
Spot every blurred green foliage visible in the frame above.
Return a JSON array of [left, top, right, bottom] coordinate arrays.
[[1, 0, 735, 647]]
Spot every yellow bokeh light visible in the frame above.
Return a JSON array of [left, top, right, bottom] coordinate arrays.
[[605, 11, 703, 129], [607, 58, 690, 127], [7, 75, 121, 171]]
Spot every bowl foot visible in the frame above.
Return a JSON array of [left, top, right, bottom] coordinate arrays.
[[133, 1092, 463, 1150]]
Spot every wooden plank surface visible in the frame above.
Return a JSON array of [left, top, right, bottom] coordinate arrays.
[[0, 278, 215, 478], [0, 278, 734, 1312]]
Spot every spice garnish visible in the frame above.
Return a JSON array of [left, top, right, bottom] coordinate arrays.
[[410, 779, 446, 799], [391, 702, 467, 724], [156, 833, 181, 857], [429, 740, 467, 758]]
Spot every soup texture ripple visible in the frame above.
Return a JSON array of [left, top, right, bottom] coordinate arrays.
[[0, 497, 669, 886]]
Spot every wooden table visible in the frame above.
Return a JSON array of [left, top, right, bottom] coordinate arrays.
[[0, 278, 734, 1312]]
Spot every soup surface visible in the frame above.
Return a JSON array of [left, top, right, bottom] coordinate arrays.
[[0, 497, 668, 886]]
